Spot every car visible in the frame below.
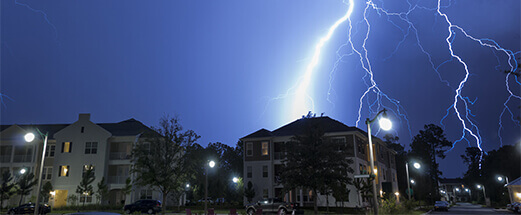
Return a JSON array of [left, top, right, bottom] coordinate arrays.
[[434, 201, 449, 211], [509, 202, 521, 212], [7, 203, 51, 215], [123, 199, 162, 214], [197, 197, 214, 204], [245, 198, 297, 215]]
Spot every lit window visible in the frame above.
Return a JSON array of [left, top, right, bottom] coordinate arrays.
[[62, 142, 72, 153], [59, 165, 69, 177], [262, 142, 268, 156], [246, 143, 253, 156], [85, 142, 98, 154]]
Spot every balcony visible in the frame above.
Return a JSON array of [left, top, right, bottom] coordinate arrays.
[[109, 152, 131, 160], [0, 156, 11, 163], [274, 152, 286, 160], [108, 175, 128, 184], [13, 155, 32, 163]]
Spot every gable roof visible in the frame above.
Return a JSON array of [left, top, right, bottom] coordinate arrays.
[[1, 118, 152, 138], [241, 116, 368, 139], [507, 177, 521, 186]]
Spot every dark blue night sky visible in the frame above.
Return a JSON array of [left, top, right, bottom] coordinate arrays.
[[1, 0, 520, 178]]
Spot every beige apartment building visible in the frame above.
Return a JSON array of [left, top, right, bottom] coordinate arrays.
[[241, 116, 398, 208], [0, 114, 163, 208]]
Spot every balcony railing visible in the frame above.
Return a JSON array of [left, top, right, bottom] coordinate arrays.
[[108, 176, 128, 184], [274, 152, 286, 160], [0, 156, 11, 163], [109, 152, 131, 160], [13, 155, 32, 163]]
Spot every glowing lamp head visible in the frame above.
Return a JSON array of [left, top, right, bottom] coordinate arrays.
[[394, 192, 399, 196], [465, 188, 469, 192], [477, 185, 482, 189], [209, 160, 215, 168], [413, 162, 421, 169], [24, 133, 35, 142], [186, 184, 190, 188], [20, 168, 26, 174], [455, 188, 460, 192], [410, 179, 415, 184], [233, 177, 239, 183], [497, 176, 503, 182], [378, 117, 392, 131]]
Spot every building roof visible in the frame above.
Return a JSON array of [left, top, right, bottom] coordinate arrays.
[[507, 177, 521, 186], [1, 118, 152, 138], [241, 116, 369, 139]]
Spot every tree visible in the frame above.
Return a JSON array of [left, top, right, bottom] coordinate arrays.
[[76, 165, 95, 206], [0, 171, 15, 212], [383, 134, 408, 200], [131, 115, 200, 215], [331, 181, 350, 213], [409, 124, 452, 202], [353, 177, 374, 207], [121, 178, 132, 205], [244, 181, 255, 203], [279, 118, 354, 214], [96, 177, 108, 204], [16, 172, 37, 206], [41, 182, 53, 204]]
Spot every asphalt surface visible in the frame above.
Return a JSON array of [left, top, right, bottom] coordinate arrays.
[[430, 202, 513, 214]]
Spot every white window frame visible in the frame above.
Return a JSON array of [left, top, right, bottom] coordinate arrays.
[[246, 142, 253, 156], [85, 142, 98, 154]]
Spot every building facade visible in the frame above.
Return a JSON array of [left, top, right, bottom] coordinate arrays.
[[241, 116, 398, 208], [0, 114, 165, 208]]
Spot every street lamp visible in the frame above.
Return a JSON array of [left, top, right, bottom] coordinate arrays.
[[410, 179, 415, 184], [405, 162, 421, 201], [366, 109, 392, 215], [186, 184, 190, 188], [25, 129, 48, 215], [205, 160, 215, 215], [232, 177, 239, 183], [476, 184, 487, 205], [20, 168, 27, 175], [497, 175, 513, 204]]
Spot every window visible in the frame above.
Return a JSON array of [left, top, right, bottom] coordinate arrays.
[[85, 142, 98, 154], [82, 165, 95, 177], [81, 127, 85, 133], [246, 142, 253, 156], [45, 145, 55, 157], [62, 142, 72, 153], [140, 189, 153, 199], [42, 167, 52, 180], [261, 142, 268, 156], [332, 137, 346, 151], [247, 166, 252, 178], [262, 165, 268, 178], [59, 165, 69, 177], [263, 189, 268, 198]]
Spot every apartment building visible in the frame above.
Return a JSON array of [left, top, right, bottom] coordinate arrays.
[[0, 114, 163, 208], [241, 116, 398, 207]]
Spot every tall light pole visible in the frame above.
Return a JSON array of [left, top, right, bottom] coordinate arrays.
[[405, 162, 420, 201], [205, 160, 215, 215], [497, 176, 512, 204], [477, 184, 487, 205], [25, 129, 48, 215], [366, 109, 392, 215]]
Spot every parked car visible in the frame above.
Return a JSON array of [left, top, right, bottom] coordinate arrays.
[[509, 202, 520, 212], [7, 203, 51, 215], [245, 198, 297, 215], [434, 201, 449, 211], [123, 199, 162, 214], [197, 197, 214, 204]]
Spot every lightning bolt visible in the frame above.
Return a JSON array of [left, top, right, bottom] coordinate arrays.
[[14, 0, 59, 41]]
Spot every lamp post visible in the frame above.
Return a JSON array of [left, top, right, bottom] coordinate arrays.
[[497, 176, 513, 204], [232, 177, 239, 184], [25, 129, 48, 215], [405, 162, 420, 201], [205, 160, 215, 215], [477, 184, 487, 205], [366, 109, 392, 215]]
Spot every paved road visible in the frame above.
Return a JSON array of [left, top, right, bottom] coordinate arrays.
[[430, 202, 513, 214]]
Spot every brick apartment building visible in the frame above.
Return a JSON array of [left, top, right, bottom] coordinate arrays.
[[241, 116, 398, 207]]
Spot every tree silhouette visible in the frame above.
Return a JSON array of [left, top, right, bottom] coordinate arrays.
[[0, 171, 16, 211], [76, 165, 95, 206], [16, 172, 37, 206]]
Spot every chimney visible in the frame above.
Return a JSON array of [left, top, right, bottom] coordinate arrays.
[[79, 113, 91, 121]]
